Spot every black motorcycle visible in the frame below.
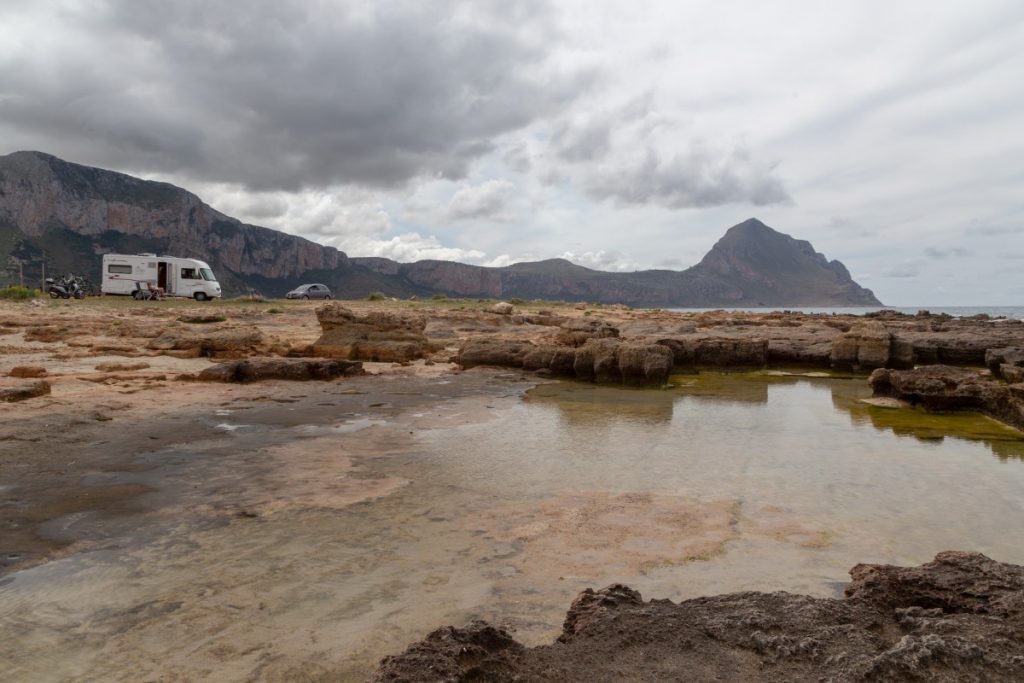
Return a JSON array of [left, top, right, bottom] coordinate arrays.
[[46, 277, 85, 299]]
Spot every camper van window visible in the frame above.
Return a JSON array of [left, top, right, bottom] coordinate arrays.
[[108, 264, 132, 274], [200, 268, 215, 281], [181, 268, 199, 279]]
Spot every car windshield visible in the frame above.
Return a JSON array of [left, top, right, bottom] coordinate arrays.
[[200, 268, 216, 281]]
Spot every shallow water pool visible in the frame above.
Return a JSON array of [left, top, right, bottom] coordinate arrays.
[[2, 372, 1023, 681]]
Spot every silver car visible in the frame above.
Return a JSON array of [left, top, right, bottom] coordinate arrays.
[[285, 283, 333, 300]]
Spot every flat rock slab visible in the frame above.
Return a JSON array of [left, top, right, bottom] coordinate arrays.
[[0, 380, 51, 402], [372, 551, 1024, 682], [197, 358, 364, 383]]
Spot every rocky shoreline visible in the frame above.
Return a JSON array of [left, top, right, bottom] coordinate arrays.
[[2, 298, 1024, 680], [3, 299, 1024, 427], [371, 551, 1024, 682]]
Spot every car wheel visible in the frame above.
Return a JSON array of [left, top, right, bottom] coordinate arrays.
[[194, 292, 208, 301], [301, 295, 309, 300], [325, 295, 332, 300]]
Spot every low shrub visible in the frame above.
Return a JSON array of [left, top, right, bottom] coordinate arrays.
[[0, 286, 39, 300], [431, 293, 448, 300], [366, 291, 387, 301]]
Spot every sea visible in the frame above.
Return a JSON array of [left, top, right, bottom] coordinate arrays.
[[667, 306, 1024, 320]]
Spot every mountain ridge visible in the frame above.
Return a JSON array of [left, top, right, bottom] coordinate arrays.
[[0, 151, 881, 306]]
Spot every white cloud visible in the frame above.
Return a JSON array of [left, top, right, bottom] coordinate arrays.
[[343, 232, 485, 263], [560, 250, 640, 272]]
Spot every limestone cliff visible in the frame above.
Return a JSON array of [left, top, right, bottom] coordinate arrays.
[[0, 151, 349, 294]]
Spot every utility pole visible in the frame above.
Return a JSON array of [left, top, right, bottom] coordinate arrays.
[[19, 262, 24, 288], [40, 262, 45, 292]]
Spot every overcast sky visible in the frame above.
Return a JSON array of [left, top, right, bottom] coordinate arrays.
[[1, 0, 1022, 305]]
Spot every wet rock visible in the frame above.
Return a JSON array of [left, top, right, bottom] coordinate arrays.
[[147, 325, 265, 358], [8, 365, 47, 378], [372, 552, 1024, 682], [312, 303, 427, 362], [870, 365, 1024, 431], [0, 380, 51, 402], [197, 358, 364, 383], [372, 621, 524, 683], [986, 347, 1024, 381], [555, 318, 619, 347]]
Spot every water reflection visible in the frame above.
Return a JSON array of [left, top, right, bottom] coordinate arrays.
[[528, 372, 1024, 462], [526, 381, 676, 425]]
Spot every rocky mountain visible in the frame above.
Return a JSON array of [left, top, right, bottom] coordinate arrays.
[[352, 218, 881, 306], [0, 151, 881, 306]]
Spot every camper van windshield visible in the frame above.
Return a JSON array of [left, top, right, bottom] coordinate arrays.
[[200, 268, 216, 281]]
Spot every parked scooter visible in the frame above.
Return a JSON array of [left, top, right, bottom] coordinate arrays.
[[46, 277, 85, 299]]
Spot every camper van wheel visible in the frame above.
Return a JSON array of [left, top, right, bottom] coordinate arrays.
[[194, 293, 209, 301]]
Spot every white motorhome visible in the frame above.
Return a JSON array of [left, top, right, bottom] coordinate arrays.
[[101, 254, 222, 300]]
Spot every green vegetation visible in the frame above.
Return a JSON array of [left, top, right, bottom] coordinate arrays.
[[267, 307, 283, 314], [366, 291, 387, 301], [431, 293, 448, 300], [0, 285, 39, 299]]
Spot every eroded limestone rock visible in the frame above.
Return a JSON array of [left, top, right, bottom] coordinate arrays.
[[986, 347, 1024, 382], [830, 321, 913, 371], [372, 552, 1024, 683], [554, 318, 619, 347], [147, 325, 265, 358], [196, 358, 363, 383], [870, 365, 1024, 431], [457, 338, 672, 385], [0, 380, 51, 402], [8, 366, 47, 378], [312, 303, 428, 362]]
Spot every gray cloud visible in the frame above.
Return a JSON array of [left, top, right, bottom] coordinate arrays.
[[448, 180, 516, 221], [0, 0, 586, 191], [584, 145, 791, 209], [541, 93, 790, 209], [924, 246, 974, 259], [965, 223, 1022, 236], [550, 117, 612, 162], [884, 262, 924, 278]]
